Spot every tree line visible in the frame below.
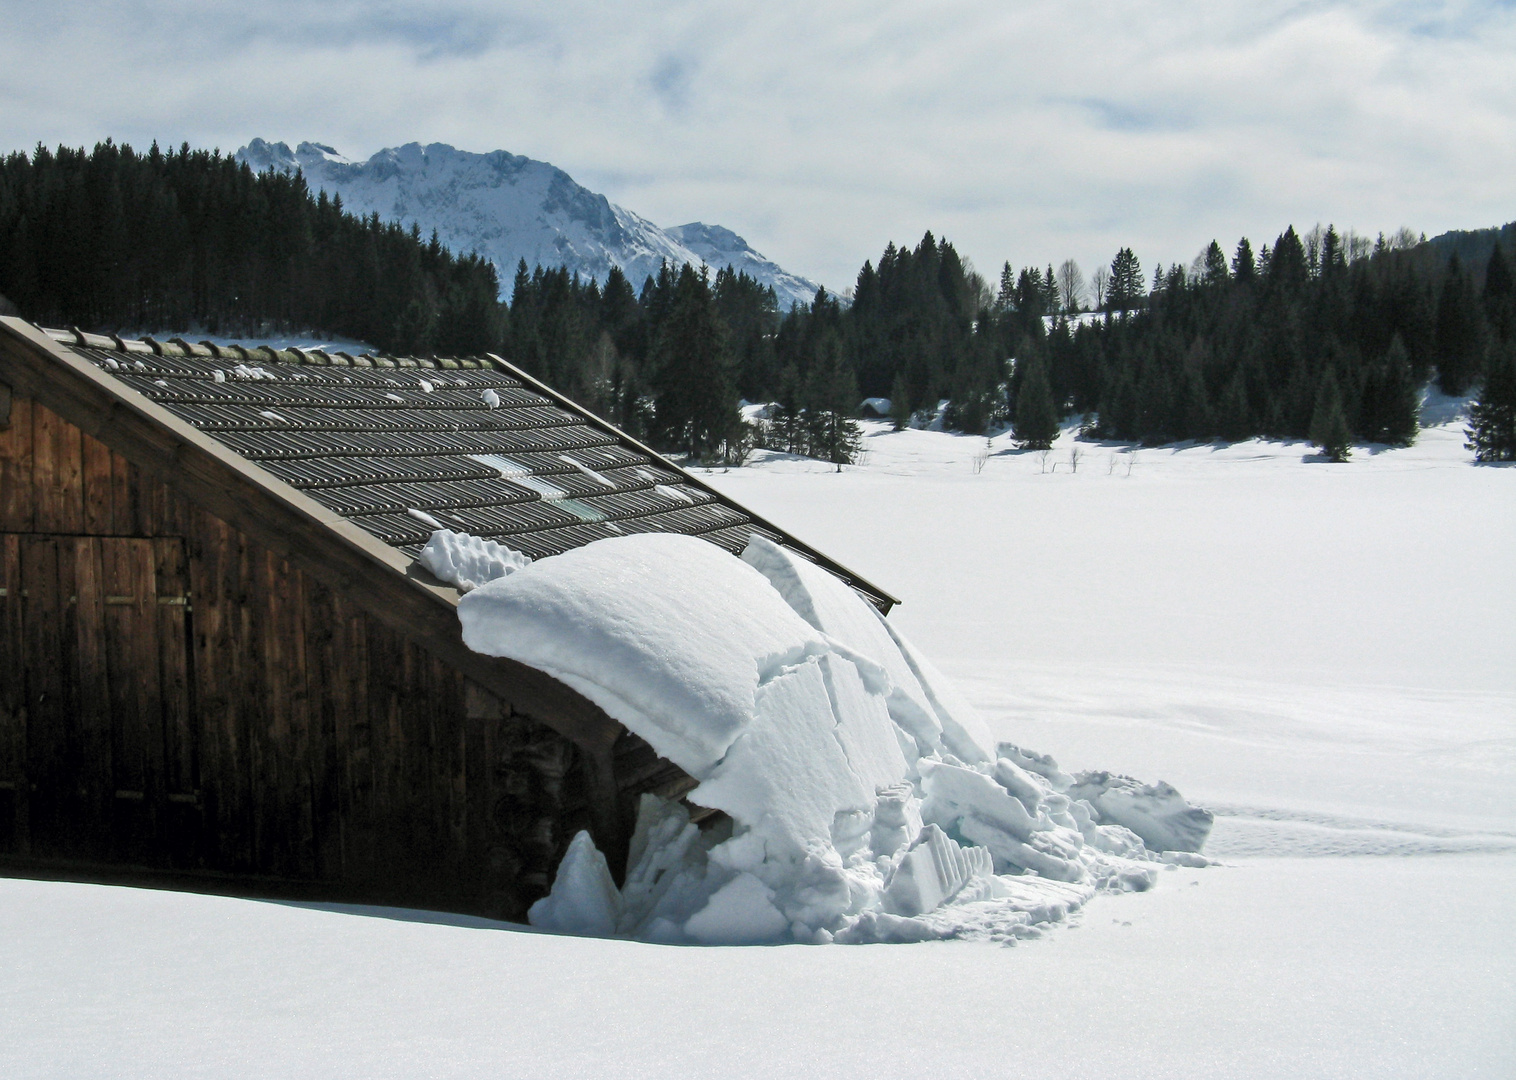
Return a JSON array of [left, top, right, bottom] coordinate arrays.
[[0, 140, 502, 357], [2, 140, 1512, 463]]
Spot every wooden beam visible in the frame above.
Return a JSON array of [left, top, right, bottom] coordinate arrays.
[[0, 317, 623, 754], [0, 380, 11, 430]]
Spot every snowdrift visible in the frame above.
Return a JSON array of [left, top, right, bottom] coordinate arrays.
[[447, 531, 1212, 944]]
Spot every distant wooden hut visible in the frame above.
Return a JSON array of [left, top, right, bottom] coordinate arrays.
[[0, 318, 894, 919]]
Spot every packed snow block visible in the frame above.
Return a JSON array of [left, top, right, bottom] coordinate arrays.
[[833, 910, 951, 944], [617, 795, 711, 936], [870, 782, 923, 859], [956, 816, 1087, 882], [920, 759, 1038, 841], [740, 535, 944, 752], [691, 657, 873, 859], [921, 760, 1089, 881], [992, 757, 1049, 813], [883, 824, 993, 917], [880, 621, 997, 764], [780, 842, 859, 930], [527, 830, 622, 937], [417, 528, 531, 592], [996, 743, 1073, 791], [458, 534, 833, 774], [1067, 772, 1214, 854], [818, 653, 909, 794], [684, 872, 792, 945]]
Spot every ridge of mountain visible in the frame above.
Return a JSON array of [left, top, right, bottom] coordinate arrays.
[[235, 139, 823, 308]]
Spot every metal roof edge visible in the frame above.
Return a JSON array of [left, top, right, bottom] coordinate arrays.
[[480, 352, 901, 614]]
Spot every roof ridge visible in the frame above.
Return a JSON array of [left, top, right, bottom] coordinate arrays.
[[42, 326, 494, 371]]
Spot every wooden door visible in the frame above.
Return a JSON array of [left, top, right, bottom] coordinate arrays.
[[0, 534, 195, 863]]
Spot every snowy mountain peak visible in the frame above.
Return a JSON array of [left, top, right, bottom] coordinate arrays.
[[234, 140, 823, 307]]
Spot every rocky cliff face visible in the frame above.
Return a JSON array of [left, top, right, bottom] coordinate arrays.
[[236, 140, 822, 307]]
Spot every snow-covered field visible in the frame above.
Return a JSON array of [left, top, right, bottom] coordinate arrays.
[[3, 418, 1513, 1078]]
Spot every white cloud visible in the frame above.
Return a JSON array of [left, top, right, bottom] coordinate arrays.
[[1, 0, 1512, 290]]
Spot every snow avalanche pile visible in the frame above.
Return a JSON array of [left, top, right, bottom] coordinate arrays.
[[451, 531, 1213, 944]]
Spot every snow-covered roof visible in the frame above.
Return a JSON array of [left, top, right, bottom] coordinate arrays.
[[14, 323, 895, 611]]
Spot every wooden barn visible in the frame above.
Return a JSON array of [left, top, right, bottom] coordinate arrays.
[[0, 317, 894, 919]]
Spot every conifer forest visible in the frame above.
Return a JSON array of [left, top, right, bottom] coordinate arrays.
[[2, 141, 1513, 463]]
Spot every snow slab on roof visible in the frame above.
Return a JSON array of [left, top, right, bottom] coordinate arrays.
[[452, 530, 1211, 944]]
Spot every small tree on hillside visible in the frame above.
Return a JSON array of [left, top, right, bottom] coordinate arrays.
[[1467, 342, 1516, 462], [1013, 358, 1059, 449], [805, 330, 863, 470], [1057, 259, 1086, 314], [1108, 248, 1144, 311], [1309, 368, 1352, 462], [888, 372, 911, 430], [1371, 335, 1420, 446]]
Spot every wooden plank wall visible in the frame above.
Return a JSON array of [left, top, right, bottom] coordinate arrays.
[[0, 392, 592, 918]]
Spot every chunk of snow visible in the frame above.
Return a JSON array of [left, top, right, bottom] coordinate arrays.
[[740, 535, 944, 757], [691, 655, 877, 859], [560, 455, 618, 488], [418, 378, 434, 393], [405, 507, 444, 530], [457, 531, 1205, 944], [418, 529, 531, 592], [1068, 772, 1215, 854], [459, 533, 833, 774], [684, 873, 790, 945], [481, 388, 501, 409], [654, 483, 694, 504], [211, 368, 225, 383], [526, 831, 621, 937], [870, 782, 923, 859], [997, 742, 1073, 791], [883, 824, 993, 917], [881, 620, 997, 764]]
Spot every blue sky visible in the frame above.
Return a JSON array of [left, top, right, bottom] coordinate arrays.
[[2, 0, 1511, 292]]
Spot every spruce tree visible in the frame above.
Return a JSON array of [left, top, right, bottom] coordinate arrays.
[[1108, 248, 1143, 311], [647, 264, 736, 460], [1466, 341, 1516, 461], [1232, 238, 1256, 283], [1218, 368, 1250, 442], [1435, 255, 1485, 395], [1484, 244, 1514, 343], [1012, 358, 1059, 449], [1202, 241, 1229, 285], [1134, 356, 1174, 444], [888, 372, 911, 430], [1309, 368, 1352, 462], [1379, 335, 1420, 445], [804, 330, 863, 469]]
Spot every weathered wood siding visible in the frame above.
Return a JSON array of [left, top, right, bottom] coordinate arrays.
[[0, 393, 606, 918]]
